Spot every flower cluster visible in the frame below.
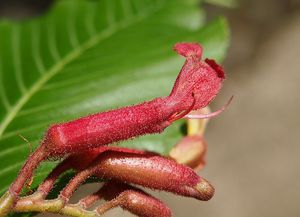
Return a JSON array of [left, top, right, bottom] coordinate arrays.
[[0, 42, 228, 217]]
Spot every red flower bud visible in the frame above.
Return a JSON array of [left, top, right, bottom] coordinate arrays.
[[97, 182, 172, 217], [68, 146, 145, 170], [92, 151, 214, 201]]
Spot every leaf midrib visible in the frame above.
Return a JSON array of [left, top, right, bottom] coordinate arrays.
[[0, 6, 162, 137]]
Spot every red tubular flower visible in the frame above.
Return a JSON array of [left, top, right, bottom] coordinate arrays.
[[41, 42, 225, 156]]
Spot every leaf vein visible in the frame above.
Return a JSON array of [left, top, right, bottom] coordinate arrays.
[[85, 4, 97, 36], [47, 17, 61, 62], [68, 3, 80, 48], [0, 59, 11, 110], [31, 22, 46, 74], [0, 162, 23, 176], [0, 140, 38, 159], [12, 25, 27, 93]]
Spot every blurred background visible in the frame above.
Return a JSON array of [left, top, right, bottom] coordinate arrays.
[[1, 0, 300, 216]]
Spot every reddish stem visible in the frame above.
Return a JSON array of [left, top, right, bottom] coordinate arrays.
[[10, 145, 48, 197], [59, 167, 97, 202], [78, 191, 102, 209], [37, 159, 72, 198]]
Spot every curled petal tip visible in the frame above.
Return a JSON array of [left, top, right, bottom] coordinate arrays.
[[205, 58, 225, 79], [174, 42, 202, 59], [195, 178, 215, 201]]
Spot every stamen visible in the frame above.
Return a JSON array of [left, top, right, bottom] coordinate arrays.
[[185, 96, 233, 119], [168, 94, 196, 123]]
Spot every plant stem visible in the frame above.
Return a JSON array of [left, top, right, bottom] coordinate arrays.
[[96, 199, 119, 215], [60, 167, 97, 202], [10, 145, 48, 196], [0, 191, 15, 217], [78, 191, 102, 209], [14, 197, 98, 217], [37, 159, 72, 198], [0, 145, 48, 217]]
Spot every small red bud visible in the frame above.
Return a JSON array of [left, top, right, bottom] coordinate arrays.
[[98, 182, 172, 217]]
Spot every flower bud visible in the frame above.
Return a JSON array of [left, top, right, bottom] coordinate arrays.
[[93, 151, 214, 201], [169, 135, 207, 171], [98, 182, 172, 217], [67, 146, 145, 170]]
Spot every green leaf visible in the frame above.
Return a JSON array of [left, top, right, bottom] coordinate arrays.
[[0, 0, 229, 197]]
